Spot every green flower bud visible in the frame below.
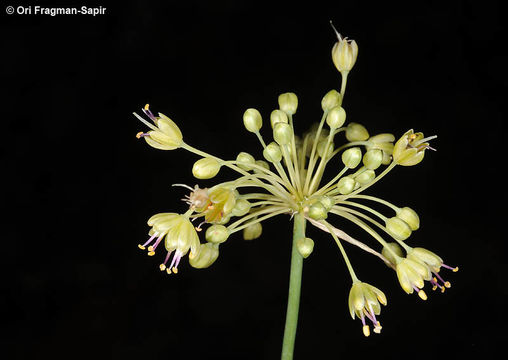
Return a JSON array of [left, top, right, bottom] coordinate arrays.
[[236, 152, 256, 171], [356, 169, 375, 185], [386, 217, 412, 241], [205, 225, 230, 244], [254, 160, 270, 172], [263, 142, 283, 163], [381, 242, 404, 265], [278, 92, 298, 115], [296, 237, 315, 258], [243, 222, 262, 240], [326, 106, 346, 129], [366, 133, 395, 153], [308, 201, 328, 220], [192, 157, 221, 179], [243, 108, 262, 133], [346, 122, 369, 142], [321, 90, 342, 111], [270, 109, 289, 128], [396, 207, 420, 231], [319, 196, 334, 211], [273, 122, 293, 146], [337, 176, 356, 194], [317, 140, 334, 158], [189, 243, 219, 269], [342, 147, 362, 168], [232, 198, 251, 217], [362, 149, 383, 170]]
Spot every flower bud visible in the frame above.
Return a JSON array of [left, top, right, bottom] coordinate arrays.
[[243, 108, 262, 133], [243, 222, 262, 240], [385, 217, 412, 241], [321, 90, 342, 111], [319, 196, 334, 211], [396, 207, 420, 231], [331, 34, 359, 73], [189, 243, 219, 269], [270, 109, 289, 128], [236, 152, 256, 171], [366, 133, 395, 152], [381, 242, 404, 265], [192, 157, 221, 179], [326, 106, 347, 129], [346, 122, 369, 142], [232, 198, 251, 217], [341, 147, 362, 168], [278, 92, 298, 115], [263, 142, 283, 163], [317, 140, 334, 158], [362, 149, 383, 170], [254, 160, 270, 172], [356, 170, 375, 185], [273, 122, 293, 146], [337, 176, 356, 194], [205, 225, 230, 244], [308, 201, 328, 220], [296, 237, 314, 258]]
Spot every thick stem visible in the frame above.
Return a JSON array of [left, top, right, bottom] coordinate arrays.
[[281, 212, 306, 360]]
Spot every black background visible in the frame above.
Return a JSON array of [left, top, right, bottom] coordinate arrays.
[[2, 0, 507, 359]]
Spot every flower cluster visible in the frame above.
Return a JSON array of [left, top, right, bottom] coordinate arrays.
[[134, 25, 457, 338]]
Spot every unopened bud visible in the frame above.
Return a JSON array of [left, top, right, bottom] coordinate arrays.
[[346, 122, 369, 142], [236, 152, 256, 171], [382, 242, 404, 265], [205, 225, 230, 244], [243, 108, 262, 133], [356, 169, 375, 185], [270, 109, 289, 128], [232, 199, 251, 217], [189, 243, 219, 269], [263, 142, 283, 163], [342, 147, 362, 168], [192, 157, 221, 179], [317, 140, 334, 158], [273, 122, 293, 145], [243, 222, 262, 240], [254, 160, 270, 172], [308, 201, 328, 220], [296, 237, 315, 258], [321, 90, 342, 111], [362, 149, 383, 170], [337, 176, 356, 194], [319, 196, 334, 211], [386, 217, 412, 241], [396, 207, 420, 231], [278, 92, 298, 115], [326, 106, 346, 129]]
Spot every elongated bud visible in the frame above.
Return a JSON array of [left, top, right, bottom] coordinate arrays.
[[192, 157, 221, 179], [205, 225, 230, 244], [346, 122, 369, 142], [396, 207, 420, 231], [321, 90, 342, 111], [337, 176, 356, 194], [386, 217, 412, 241], [232, 198, 251, 217], [356, 169, 375, 185], [296, 237, 314, 258], [270, 109, 289, 128], [382, 242, 404, 265], [342, 147, 362, 168], [363, 149, 383, 170], [236, 152, 256, 171], [308, 201, 328, 220], [278, 92, 298, 115], [263, 142, 283, 163], [243, 108, 263, 133], [189, 243, 219, 269], [243, 222, 262, 240], [273, 122, 293, 145], [326, 106, 347, 129], [317, 140, 334, 158]]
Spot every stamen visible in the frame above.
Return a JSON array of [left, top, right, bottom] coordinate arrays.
[[160, 251, 173, 271], [441, 264, 459, 272], [172, 183, 196, 192], [140, 232, 159, 249], [329, 20, 343, 41], [363, 325, 370, 337], [142, 104, 157, 122], [136, 132, 149, 139], [373, 322, 382, 334], [418, 290, 428, 301]]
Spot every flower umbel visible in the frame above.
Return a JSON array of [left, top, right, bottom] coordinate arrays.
[[133, 23, 458, 356]]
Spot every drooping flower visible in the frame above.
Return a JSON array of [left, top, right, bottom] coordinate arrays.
[[135, 104, 183, 150], [348, 281, 387, 336], [392, 130, 437, 166]]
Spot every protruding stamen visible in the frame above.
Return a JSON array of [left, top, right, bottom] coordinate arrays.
[[373, 321, 382, 334], [147, 251, 155, 256], [329, 20, 343, 41], [141, 232, 159, 249], [418, 290, 428, 301], [166, 268, 172, 275], [159, 264, 166, 271], [441, 264, 459, 272], [142, 104, 157, 122], [444, 281, 451, 288], [138, 244, 146, 250], [363, 325, 370, 337]]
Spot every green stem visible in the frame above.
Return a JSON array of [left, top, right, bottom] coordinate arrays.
[[281, 212, 305, 360]]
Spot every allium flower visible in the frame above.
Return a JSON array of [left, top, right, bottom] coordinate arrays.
[[133, 24, 458, 358]]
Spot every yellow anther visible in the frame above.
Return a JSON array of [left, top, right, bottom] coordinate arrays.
[[144, 104, 150, 110], [166, 268, 172, 275], [373, 322, 382, 334], [147, 246, 154, 252], [432, 285, 437, 291], [362, 325, 370, 337], [441, 287, 446, 293], [453, 267, 459, 272], [138, 244, 146, 250], [172, 267, 178, 274], [136, 132, 144, 139], [195, 227, 202, 232], [159, 264, 166, 271], [418, 290, 428, 301], [444, 281, 451, 288], [147, 251, 155, 256]]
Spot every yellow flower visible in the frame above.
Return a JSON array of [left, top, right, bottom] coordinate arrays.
[[395, 258, 431, 299], [203, 186, 236, 223], [348, 281, 387, 336], [135, 104, 183, 150], [392, 130, 436, 166], [330, 23, 358, 73], [407, 247, 458, 292], [138, 212, 200, 274]]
